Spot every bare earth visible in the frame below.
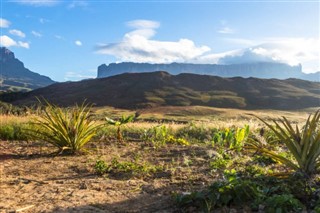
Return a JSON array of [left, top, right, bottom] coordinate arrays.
[[0, 140, 213, 213]]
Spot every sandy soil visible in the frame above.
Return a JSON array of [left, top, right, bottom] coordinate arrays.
[[0, 140, 214, 213]]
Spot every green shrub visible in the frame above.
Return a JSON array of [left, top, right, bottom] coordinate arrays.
[[0, 123, 30, 141], [29, 101, 100, 154], [94, 159, 109, 175], [95, 158, 163, 177], [265, 194, 304, 212], [212, 125, 249, 151], [246, 110, 320, 176], [142, 125, 189, 148], [176, 123, 215, 143], [105, 114, 135, 142]]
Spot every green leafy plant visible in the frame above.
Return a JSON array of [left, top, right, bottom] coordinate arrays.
[[0, 123, 30, 141], [29, 101, 99, 154], [264, 194, 304, 212], [247, 110, 320, 176], [105, 114, 135, 142], [142, 125, 189, 148], [94, 159, 109, 175], [175, 174, 262, 212], [212, 125, 249, 151], [95, 158, 163, 178]]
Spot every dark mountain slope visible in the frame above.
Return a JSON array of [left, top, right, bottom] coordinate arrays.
[[97, 62, 319, 81], [5, 71, 320, 110], [0, 47, 55, 91]]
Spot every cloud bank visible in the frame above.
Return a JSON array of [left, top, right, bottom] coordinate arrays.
[[96, 20, 211, 63], [75, 40, 82, 46], [9, 29, 26, 38], [217, 38, 319, 66], [0, 35, 29, 49], [0, 18, 11, 28], [12, 0, 59, 7], [97, 20, 319, 72]]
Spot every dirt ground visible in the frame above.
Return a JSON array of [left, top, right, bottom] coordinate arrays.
[[0, 140, 214, 213]]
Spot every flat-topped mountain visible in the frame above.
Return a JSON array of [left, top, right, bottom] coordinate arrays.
[[0, 47, 55, 91], [4, 71, 320, 110], [97, 62, 319, 81]]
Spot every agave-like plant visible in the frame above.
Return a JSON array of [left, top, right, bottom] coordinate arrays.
[[246, 110, 320, 176], [30, 101, 99, 154], [106, 114, 135, 142]]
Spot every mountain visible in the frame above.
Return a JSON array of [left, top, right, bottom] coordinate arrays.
[[97, 62, 319, 81], [0, 47, 55, 91], [4, 71, 320, 110]]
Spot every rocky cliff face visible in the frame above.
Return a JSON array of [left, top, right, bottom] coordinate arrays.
[[97, 62, 319, 81], [0, 47, 55, 91]]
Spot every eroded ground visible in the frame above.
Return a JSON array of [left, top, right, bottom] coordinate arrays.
[[0, 140, 214, 213]]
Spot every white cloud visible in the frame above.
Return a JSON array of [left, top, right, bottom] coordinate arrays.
[[9, 29, 26, 38], [97, 20, 210, 63], [218, 27, 235, 34], [55, 35, 63, 40], [31, 30, 42, 37], [223, 38, 258, 46], [0, 18, 10, 28], [39, 18, 50, 24], [75, 40, 82, 46], [127, 20, 160, 29], [68, 1, 88, 9], [12, 0, 59, 7], [0, 35, 29, 48], [64, 70, 95, 81], [18, 41, 30, 49], [96, 20, 319, 73], [0, 35, 17, 47], [217, 38, 319, 69]]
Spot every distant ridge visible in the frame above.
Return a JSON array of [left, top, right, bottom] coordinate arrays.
[[0, 47, 55, 91], [97, 62, 319, 81], [4, 71, 320, 110]]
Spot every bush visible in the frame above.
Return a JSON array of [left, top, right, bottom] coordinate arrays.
[[29, 101, 100, 154], [0, 123, 30, 141], [265, 194, 304, 212], [246, 110, 320, 176]]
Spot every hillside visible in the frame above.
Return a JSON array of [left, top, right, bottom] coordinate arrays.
[[3, 71, 319, 110], [0, 47, 55, 91], [97, 62, 319, 81]]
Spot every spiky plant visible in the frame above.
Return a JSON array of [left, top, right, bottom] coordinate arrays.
[[106, 114, 135, 142], [246, 110, 320, 176], [30, 101, 99, 154]]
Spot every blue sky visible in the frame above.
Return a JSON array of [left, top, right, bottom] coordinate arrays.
[[0, 0, 319, 81]]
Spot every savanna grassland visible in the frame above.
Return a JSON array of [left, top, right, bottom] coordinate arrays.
[[0, 105, 319, 213]]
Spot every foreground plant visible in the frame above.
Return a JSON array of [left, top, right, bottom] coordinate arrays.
[[247, 110, 320, 176], [30, 101, 99, 154], [105, 114, 135, 142]]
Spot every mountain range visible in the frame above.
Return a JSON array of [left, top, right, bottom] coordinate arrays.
[[4, 71, 319, 110], [0, 47, 55, 92], [98, 62, 319, 81]]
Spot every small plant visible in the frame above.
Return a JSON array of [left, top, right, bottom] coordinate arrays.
[[212, 125, 249, 151], [176, 122, 214, 143], [142, 125, 169, 147], [246, 110, 320, 176], [175, 174, 262, 211], [0, 123, 30, 141], [264, 194, 304, 212], [29, 101, 99, 154], [95, 158, 163, 178], [142, 125, 189, 148], [105, 114, 135, 142], [94, 159, 109, 175]]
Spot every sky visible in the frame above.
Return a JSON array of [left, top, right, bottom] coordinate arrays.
[[0, 0, 319, 82]]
